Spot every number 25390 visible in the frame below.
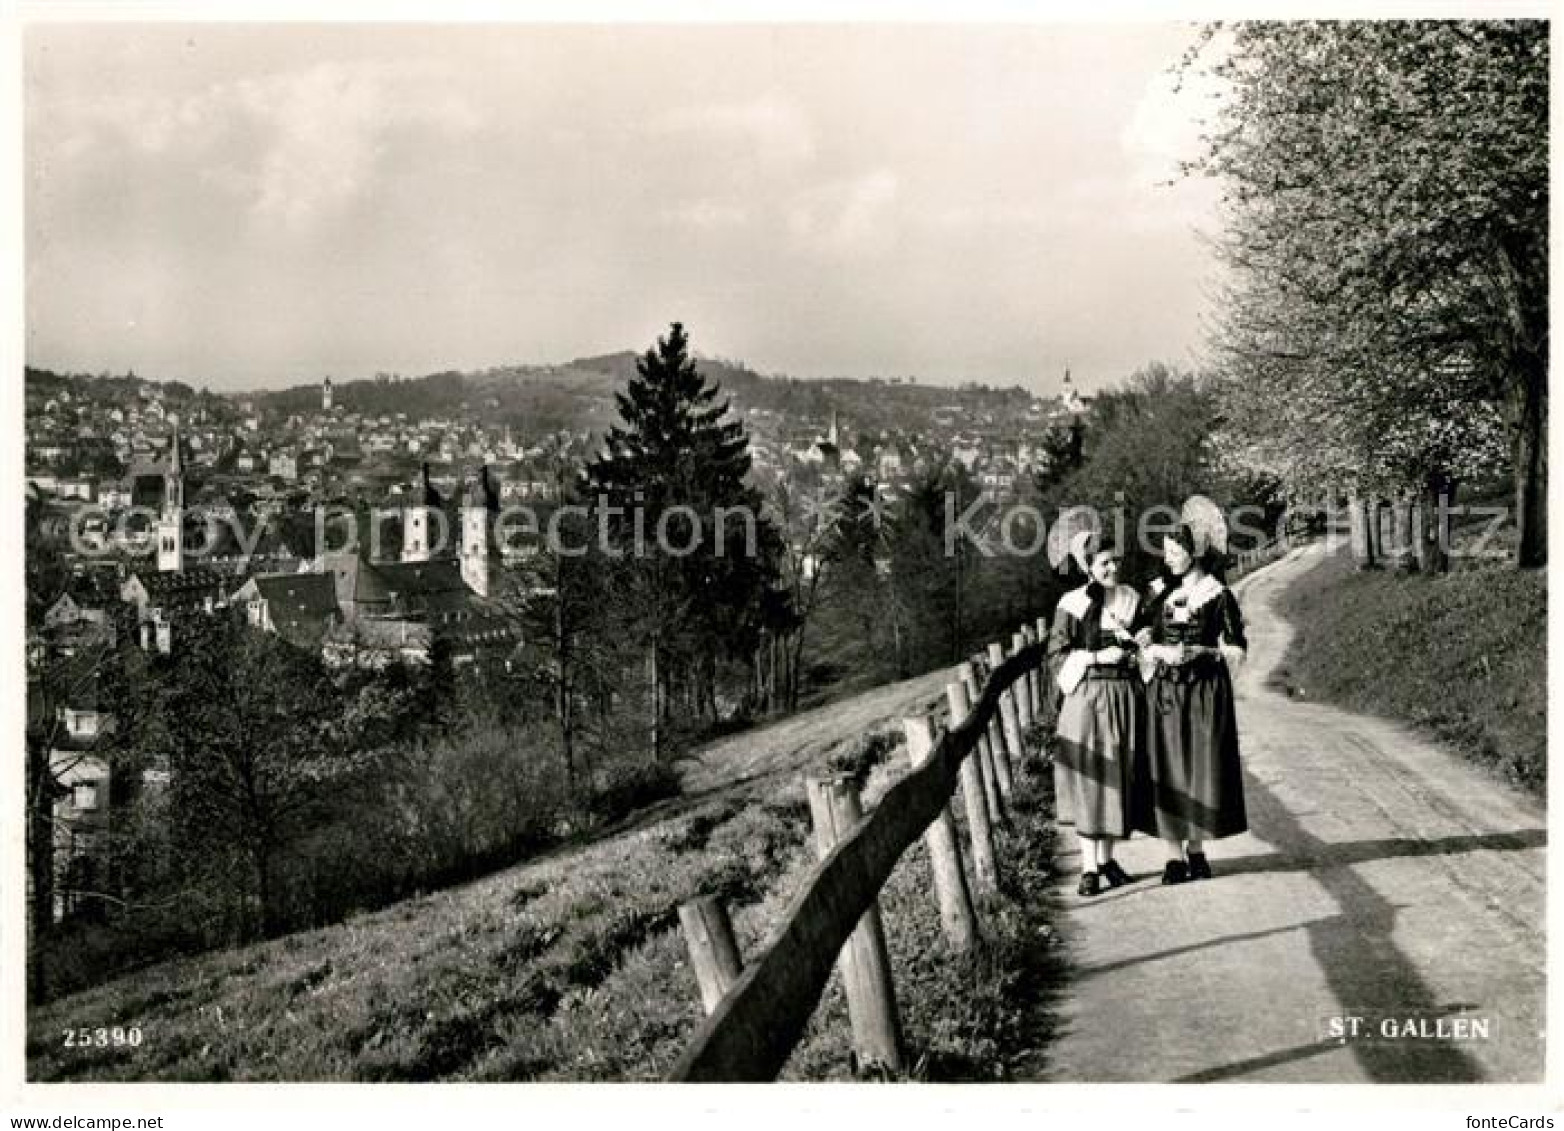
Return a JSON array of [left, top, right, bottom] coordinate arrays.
[[62, 1026, 143, 1049]]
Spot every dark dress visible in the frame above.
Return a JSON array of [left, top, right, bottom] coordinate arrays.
[[1134, 574, 1249, 841], [1048, 584, 1145, 838]]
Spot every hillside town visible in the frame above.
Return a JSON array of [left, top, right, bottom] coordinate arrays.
[[26, 362, 1090, 655], [25, 359, 1089, 924]]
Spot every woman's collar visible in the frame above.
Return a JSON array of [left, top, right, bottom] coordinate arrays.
[[1059, 583, 1139, 621], [1178, 572, 1225, 611]]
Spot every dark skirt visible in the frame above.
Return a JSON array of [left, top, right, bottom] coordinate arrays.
[[1053, 671, 1142, 838], [1135, 664, 1248, 841]]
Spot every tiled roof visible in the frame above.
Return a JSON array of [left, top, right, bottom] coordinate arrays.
[[135, 570, 227, 597], [249, 572, 339, 649]]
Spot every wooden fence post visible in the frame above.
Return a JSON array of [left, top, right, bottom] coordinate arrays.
[[950, 672, 1006, 822], [902, 715, 979, 952], [804, 773, 904, 1073], [678, 895, 744, 1015], [1023, 625, 1043, 719], [1011, 630, 1034, 731], [959, 666, 1013, 803], [939, 685, 999, 895], [1035, 615, 1053, 724], [987, 641, 1027, 769]]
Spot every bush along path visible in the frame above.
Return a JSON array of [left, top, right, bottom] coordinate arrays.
[[1037, 542, 1545, 1083]]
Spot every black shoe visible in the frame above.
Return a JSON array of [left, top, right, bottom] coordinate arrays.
[[1100, 859, 1132, 889], [1077, 871, 1101, 897], [1187, 853, 1212, 881], [1160, 859, 1190, 885]]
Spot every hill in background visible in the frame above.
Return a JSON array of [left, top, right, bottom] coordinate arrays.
[[245, 352, 1054, 442]]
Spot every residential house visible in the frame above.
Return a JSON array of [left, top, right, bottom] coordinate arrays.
[[98, 481, 132, 510], [46, 698, 114, 921], [119, 570, 228, 653]]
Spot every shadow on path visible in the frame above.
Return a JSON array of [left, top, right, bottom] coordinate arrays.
[[1171, 1039, 1348, 1083], [1198, 767, 1496, 1082], [1209, 828, 1545, 878]]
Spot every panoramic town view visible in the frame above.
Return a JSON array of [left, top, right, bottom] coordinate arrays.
[[15, 14, 1548, 1122]]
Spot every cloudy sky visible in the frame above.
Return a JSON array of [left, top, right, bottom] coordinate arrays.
[[24, 22, 1224, 394]]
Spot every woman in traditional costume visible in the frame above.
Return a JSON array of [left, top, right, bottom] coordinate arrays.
[[1135, 519, 1250, 884], [1048, 530, 1145, 897]]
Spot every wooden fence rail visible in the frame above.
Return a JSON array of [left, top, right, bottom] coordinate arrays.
[[1230, 531, 1292, 580], [667, 534, 1307, 1081], [668, 637, 1044, 1082]]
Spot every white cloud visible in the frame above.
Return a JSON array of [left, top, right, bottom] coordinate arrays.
[[649, 94, 815, 167], [242, 61, 482, 229], [786, 170, 900, 254], [660, 199, 751, 230], [26, 24, 1219, 390], [37, 59, 483, 230]]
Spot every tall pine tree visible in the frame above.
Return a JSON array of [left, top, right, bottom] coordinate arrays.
[[584, 323, 781, 762]]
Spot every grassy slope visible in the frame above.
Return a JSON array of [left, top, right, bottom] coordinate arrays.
[[30, 685, 1066, 1082], [1268, 547, 1546, 799]]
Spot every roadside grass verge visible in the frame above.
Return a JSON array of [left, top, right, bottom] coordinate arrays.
[[27, 788, 812, 1081], [31, 711, 1066, 1082], [1268, 547, 1545, 799]]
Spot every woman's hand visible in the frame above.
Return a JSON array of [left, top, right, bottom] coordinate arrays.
[[1133, 627, 1154, 648]]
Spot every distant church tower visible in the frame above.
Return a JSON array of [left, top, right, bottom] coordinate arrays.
[[459, 466, 501, 598], [322, 377, 334, 413], [1061, 367, 1084, 415], [156, 426, 184, 573], [402, 462, 441, 563], [828, 409, 840, 446]]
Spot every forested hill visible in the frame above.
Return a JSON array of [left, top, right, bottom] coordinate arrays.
[[247, 352, 1047, 435]]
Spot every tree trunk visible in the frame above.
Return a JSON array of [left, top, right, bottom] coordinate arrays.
[[1348, 495, 1378, 569], [558, 666, 575, 797], [648, 643, 661, 764], [1389, 495, 1418, 571], [554, 590, 575, 797], [26, 740, 56, 1001], [1414, 474, 1456, 574], [707, 659, 719, 723], [1366, 497, 1385, 565], [253, 836, 275, 941], [788, 624, 808, 712], [890, 596, 905, 678], [762, 635, 771, 714], [1509, 354, 1547, 569]]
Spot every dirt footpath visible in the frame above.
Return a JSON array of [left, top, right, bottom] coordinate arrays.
[[678, 668, 951, 796], [1038, 544, 1546, 1083]]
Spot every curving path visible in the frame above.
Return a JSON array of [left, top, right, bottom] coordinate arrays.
[[676, 668, 951, 796], [1039, 543, 1546, 1083]]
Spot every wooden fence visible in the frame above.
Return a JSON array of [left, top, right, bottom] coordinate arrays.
[[667, 620, 1048, 1082], [1229, 531, 1292, 581], [667, 531, 1299, 1081]]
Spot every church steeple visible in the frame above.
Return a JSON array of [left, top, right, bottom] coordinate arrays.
[[156, 425, 184, 572], [459, 465, 499, 598], [165, 424, 183, 509], [1061, 366, 1084, 415], [402, 462, 446, 564]]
